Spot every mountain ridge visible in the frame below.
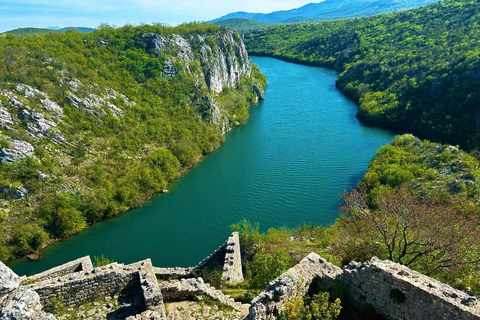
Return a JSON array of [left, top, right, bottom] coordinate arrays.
[[211, 0, 439, 26]]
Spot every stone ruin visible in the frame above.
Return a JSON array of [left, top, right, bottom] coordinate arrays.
[[0, 232, 245, 320], [248, 253, 480, 320], [1, 231, 479, 320]]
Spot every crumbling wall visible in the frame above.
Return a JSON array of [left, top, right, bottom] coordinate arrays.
[[139, 260, 166, 318], [221, 232, 244, 284], [160, 277, 245, 310], [342, 258, 480, 320], [248, 252, 342, 320], [25, 256, 93, 283], [27, 262, 140, 311]]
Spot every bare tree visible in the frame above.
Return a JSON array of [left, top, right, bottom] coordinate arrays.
[[342, 187, 480, 275]]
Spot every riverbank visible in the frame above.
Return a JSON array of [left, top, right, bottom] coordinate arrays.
[[9, 57, 396, 276]]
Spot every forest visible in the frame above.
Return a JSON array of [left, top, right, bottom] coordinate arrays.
[[0, 23, 266, 261], [244, 0, 480, 151]]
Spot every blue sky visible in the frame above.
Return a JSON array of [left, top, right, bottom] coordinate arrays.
[[0, 0, 318, 32]]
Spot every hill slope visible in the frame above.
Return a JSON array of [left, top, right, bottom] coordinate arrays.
[[212, 0, 438, 24], [2, 27, 95, 35], [245, 0, 480, 150], [0, 24, 265, 261], [213, 18, 267, 31]]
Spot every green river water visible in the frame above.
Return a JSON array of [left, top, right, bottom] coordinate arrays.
[[10, 57, 396, 276]]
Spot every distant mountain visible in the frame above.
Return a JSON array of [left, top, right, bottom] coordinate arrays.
[[211, 0, 439, 25], [214, 18, 267, 31], [59, 27, 95, 33], [1, 28, 52, 35], [2, 27, 95, 35]]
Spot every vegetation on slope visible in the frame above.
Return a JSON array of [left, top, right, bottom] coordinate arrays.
[[1, 27, 95, 35], [1, 28, 53, 35], [0, 23, 265, 262], [244, 0, 480, 150], [213, 18, 267, 31]]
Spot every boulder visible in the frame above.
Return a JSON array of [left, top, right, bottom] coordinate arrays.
[[0, 262, 19, 300], [0, 289, 56, 320]]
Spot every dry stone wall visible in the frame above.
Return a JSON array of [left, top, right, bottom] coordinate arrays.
[[27, 262, 141, 310], [342, 258, 480, 320], [248, 252, 342, 320], [25, 256, 93, 283], [221, 232, 244, 284], [139, 260, 166, 318], [247, 254, 480, 320], [160, 277, 245, 311], [154, 267, 195, 280]]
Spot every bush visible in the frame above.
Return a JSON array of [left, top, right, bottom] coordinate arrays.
[[280, 292, 341, 320]]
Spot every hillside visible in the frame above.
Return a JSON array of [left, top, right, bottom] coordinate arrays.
[[2, 27, 95, 35], [1, 28, 52, 35], [245, 0, 480, 150], [213, 18, 267, 31], [211, 0, 438, 25], [0, 24, 265, 261]]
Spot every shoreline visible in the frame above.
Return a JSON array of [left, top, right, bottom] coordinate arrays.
[[7, 95, 264, 268]]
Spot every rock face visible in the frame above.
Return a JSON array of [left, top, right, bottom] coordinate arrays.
[[143, 31, 252, 94], [0, 262, 56, 320], [1, 290, 56, 320], [0, 263, 19, 300], [0, 139, 34, 164]]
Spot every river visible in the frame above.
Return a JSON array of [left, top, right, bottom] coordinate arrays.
[[9, 57, 396, 276]]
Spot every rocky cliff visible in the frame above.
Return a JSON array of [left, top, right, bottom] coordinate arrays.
[[0, 24, 266, 262]]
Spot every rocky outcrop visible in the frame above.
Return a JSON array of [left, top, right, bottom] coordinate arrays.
[[198, 32, 252, 94], [0, 108, 13, 128], [143, 31, 252, 94], [0, 263, 19, 300], [0, 139, 34, 164], [0, 262, 55, 320], [15, 84, 63, 117], [1, 290, 56, 320], [0, 185, 28, 200]]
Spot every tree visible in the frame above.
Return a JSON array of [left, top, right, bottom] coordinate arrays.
[[342, 187, 480, 275]]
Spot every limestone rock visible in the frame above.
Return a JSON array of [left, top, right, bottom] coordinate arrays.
[[0, 139, 34, 164], [0, 289, 56, 320], [0, 185, 28, 200], [0, 108, 13, 128], [0, 262, 19, 299]]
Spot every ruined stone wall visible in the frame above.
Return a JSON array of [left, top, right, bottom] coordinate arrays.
[[221, 232, 244, 284], [25, 256, 93, 283], [248, 253, 343, 320], [247, 254, 480, 320], [193, 243, 227, 273], [28, 262, 142, 311], [154, 267, 194, 280], [342, 258, 480, 320]]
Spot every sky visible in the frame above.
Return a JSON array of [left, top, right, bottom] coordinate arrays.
[[0, 0, 319, 32]]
